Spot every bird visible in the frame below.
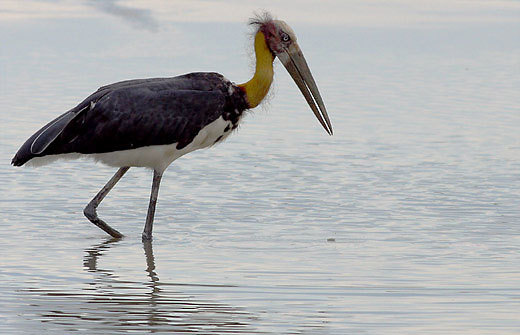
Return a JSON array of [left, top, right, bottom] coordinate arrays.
[[11, 13, 333, 241]]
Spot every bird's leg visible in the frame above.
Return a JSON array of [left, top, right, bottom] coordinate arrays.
[[84, 167, 130, 238], [142, 169, 163, 241]]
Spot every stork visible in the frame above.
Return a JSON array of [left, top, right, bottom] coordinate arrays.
[[11, 13, 333, 240]]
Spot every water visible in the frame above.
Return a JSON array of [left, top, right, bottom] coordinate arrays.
[[1, 2, 520, 334]]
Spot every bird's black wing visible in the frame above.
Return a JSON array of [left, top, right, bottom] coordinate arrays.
[[60, 88, 227, 154], [12, 73, 246, 166]]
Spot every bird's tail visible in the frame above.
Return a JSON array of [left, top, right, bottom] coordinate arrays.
[[11, 110, 79, 167]]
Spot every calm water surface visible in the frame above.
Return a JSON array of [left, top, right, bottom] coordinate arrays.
[[1, 3, 519, 334]]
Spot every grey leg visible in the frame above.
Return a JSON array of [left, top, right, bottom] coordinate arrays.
[[84, 167, 130, 238], [142, 169, 163, 241]]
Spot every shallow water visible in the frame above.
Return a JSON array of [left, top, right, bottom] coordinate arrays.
[[1, 2, 520, 334]]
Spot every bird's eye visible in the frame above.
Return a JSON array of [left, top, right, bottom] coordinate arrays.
[[281, 32, 290, 42]]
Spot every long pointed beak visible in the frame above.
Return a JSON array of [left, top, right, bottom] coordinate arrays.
[[277, 43, 333, 135]]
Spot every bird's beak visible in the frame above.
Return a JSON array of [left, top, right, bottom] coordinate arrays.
[[277, 43, 333, 135]]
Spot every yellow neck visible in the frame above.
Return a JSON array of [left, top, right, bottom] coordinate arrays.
[[238, 31, 275, 108]]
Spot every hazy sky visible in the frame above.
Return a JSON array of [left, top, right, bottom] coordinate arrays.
[[2, 0, 519, 29]]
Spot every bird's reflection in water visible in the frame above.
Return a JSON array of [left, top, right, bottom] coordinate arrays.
[[24, 238, 258, 334]]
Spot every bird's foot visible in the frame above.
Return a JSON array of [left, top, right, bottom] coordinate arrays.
[[84, 204, 124, 239]]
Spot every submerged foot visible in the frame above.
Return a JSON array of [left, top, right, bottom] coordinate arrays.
[[84, 204, 124, 239]]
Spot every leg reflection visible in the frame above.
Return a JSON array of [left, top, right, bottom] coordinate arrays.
[[143, 239, 159, 284], [83, 237, 120, 273], [142, 238, 162, 325], [23, 238, 258, 333]]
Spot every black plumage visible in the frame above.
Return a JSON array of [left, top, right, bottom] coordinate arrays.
[[12, 72, 248, 166]]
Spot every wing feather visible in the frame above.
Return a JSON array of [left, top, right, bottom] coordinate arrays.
[[12, 72, 240, 166]]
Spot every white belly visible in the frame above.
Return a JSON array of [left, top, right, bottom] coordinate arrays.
[[26, 116, 236, 172]]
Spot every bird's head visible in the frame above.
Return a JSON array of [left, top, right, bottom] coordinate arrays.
[[251, 14, 333, 135]]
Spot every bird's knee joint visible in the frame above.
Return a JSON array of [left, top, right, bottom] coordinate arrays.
[[84, 204, 97, 221]]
